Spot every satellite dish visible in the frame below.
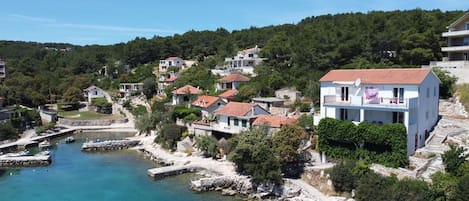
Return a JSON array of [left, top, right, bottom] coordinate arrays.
[[354, 78, 361, 87]]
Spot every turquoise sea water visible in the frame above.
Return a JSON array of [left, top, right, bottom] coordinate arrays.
[[0, 133, 242, 201]]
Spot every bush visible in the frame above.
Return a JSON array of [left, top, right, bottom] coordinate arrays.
[[172, 105, 201, 120], [131, 105, 148, 117], [442, 144, 468, 176], [330, 161, 357, 192], [317, 118, 408, 167], [154, 124, 186, 150], [195, 135, 219, 158], [0, 121, 18, 140]]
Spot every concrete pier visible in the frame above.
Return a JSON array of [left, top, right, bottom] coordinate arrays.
[[0, 128, 76, 152], [147, 165, 200, 179], [0, 155, 51, 167]]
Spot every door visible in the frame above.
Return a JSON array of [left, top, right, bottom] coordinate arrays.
[[341, 87, 349, 101], [393, 88, 404, 103]]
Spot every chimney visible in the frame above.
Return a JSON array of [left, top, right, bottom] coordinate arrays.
[[206, 91, 209, 96]]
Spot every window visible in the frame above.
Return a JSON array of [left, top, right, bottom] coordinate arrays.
[[248, 53, 254, 58], [467, 23, 469, 30], [426, 111, 429, 120], [434, 87, 437, 97], [464, 37, 469, 46], [234, 118, 239, 126], [392, 112, 404, 124], [241, 120, 247, 128], [426, 88, 430, 98], [227, 117, 230, 126]]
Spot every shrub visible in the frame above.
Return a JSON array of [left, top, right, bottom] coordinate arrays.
[[330, 161, 357, 192], [154, 124, 186, 150], [172, 105, 201, 120], [442, 144, 468, 176]]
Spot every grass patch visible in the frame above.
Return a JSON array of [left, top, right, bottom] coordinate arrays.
[[456, 84, 469, 112], [60, 110, 122, 120]]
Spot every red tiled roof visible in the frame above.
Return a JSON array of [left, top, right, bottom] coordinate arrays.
[[165, 77, 177, 82], [319, 68, 432, 85], [218, 89, 238, 98], [219, 74, 250, 83], [192, 95, 222, 108], [172, 85, 203, 95], [253, 115, 297, 128], [215, 102, 254, 117]]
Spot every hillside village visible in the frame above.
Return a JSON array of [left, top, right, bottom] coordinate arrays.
[[2, 9, 469, 201]]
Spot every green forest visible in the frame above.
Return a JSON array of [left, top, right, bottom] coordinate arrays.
[[0, 9, 464, 107]]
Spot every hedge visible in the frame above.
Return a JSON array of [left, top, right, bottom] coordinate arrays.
[[317, 118, 408, 167]]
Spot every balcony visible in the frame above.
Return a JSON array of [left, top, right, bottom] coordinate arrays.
[[442, 30, 469, 37], [323, 95, 418, 110], [192, 121, 249, 135], [441, 45, 469, 52]]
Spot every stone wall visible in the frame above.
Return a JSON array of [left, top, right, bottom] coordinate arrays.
[[59, 118, 128, 127], [0, 156, 51, 167]]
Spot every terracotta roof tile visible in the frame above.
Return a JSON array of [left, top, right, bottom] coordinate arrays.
[[319, 68, 432, 85], [191, 95, 222, 108], [165, 77, 177, 82], [166, 57, 181, 61], [219, 74, 250, 83], [215, 102, 254, 117], [253, 115, 297, 128], [172, 85, 203, 95], [218, 89, 238, 98]]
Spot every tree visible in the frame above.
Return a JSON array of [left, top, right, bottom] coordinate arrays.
[[195, 135, 219, 158], [142, 77, 157, 99], [228, 128, 282, 183], [154, 124, 185, 150], [61, 87, 84, 109], [0, 121, 18, 140], [135, 114, 155, 135], [330, 161, 357, 193], [454, 175, 469, 201], [432, 67, 457, 99], [431, 172, 458, 201], [273, 124, 307, 166], [442, 144, 468, 176]]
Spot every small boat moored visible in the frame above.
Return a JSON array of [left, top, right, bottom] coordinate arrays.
[[65, 136, 75, 143], [38, 140, 51, 149]]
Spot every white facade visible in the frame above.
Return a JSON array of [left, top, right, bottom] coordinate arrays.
[[319, 69, 440, 155], [83, 86, 106, 103], [223, 46, 265, 75], [119, 83, 143, 98], [0, 59, 5, 78], [159, 57, 184, 73]]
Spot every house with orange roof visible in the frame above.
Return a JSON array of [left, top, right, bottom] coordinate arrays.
[[192, 101, 269, 137], [252, 115, 297, 135], [319, 68, 440, 155], [172, 85, 203, 105], [216, 73, 250, 91], [218, 89, 238, 102], [191, 95, 226, 117]]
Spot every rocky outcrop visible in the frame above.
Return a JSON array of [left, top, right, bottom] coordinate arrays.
[[81, 139, 140, 151], [190, 176, 302, 200]]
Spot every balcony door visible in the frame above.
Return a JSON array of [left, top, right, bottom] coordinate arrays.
[[341, 86, 349, 101], [393, 88, 404, 103]]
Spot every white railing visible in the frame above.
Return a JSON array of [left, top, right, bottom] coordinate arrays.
[[323, 95, 418, 109], [442, 30, 469, 37]]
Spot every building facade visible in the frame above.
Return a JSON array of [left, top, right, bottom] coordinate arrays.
[[216, 73, 250, 91], [0, 59, 6, 79], [159, 57, 184, 73], [319, 68, 440, 155]]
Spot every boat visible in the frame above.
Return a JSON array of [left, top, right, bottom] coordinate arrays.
[[1, 150, 30, 158], [38, 140, 51, 149], [65, 136, 75, 143], [36, 150, 51, 156]]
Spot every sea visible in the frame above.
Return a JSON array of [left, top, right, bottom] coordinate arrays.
[[0, 132, 242, 201]]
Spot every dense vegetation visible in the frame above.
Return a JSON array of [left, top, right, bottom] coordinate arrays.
[[0, 9, 464, 109], [317, 118, 408, 167]]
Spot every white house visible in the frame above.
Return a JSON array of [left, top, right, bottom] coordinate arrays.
[[83, 85, 106, 103], [0, 59, 6, 78], [426, 11, 469, 83], [119, 83, 143, 98], [319, 68, 440, 155], [223, 46, 265, 75], [159, 57, 184, 73], [275, 88, 301, 104], [192, 102, 270, 137], [216, 73, 250, 91]]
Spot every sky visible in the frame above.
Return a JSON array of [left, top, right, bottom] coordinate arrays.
[[1, 0, 468, 46]]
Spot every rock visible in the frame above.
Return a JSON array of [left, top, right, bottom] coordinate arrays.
[[221, 189, 237, 196]]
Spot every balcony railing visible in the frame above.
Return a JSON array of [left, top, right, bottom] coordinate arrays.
[[323, 95, 418, 109], [441, 45, 469, 52], [442, 30, 469, 37], [192, 121, 249, 134]]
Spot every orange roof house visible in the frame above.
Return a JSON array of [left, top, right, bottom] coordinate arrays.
[[192, 95, 226, 116], [216, 74, 250, 91], [172, 85, 203, 105], [319, 68, 435, 85]]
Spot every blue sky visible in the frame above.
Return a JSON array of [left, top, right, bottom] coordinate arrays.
[[1, 0, 468, 45]]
